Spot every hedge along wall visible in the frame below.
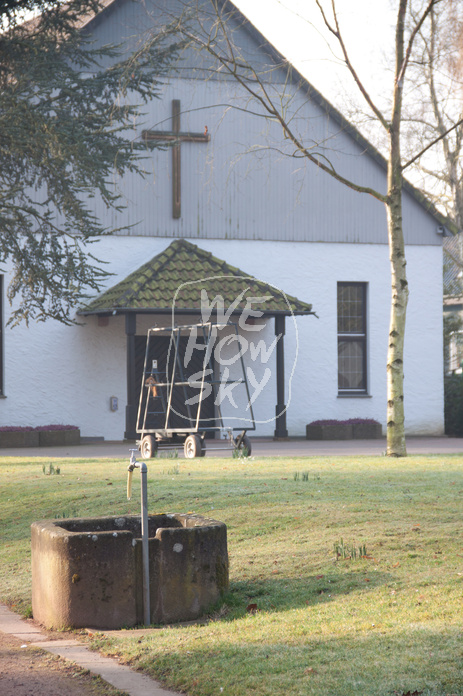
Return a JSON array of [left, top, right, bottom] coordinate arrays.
[[444, 375, 463, 436]]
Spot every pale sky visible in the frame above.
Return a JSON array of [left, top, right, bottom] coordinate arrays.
[[233, 0, 397, 112]]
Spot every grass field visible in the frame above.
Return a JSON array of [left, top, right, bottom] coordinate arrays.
[[1, 453, 463, 695]]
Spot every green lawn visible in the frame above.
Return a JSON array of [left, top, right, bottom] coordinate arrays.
[[1, 453, 463, 695]]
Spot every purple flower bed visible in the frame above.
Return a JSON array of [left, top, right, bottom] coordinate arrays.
[[36, 426, 81, 447], [308, 418, 380, 427], [306, 418, 382, 440], [0, 425, 79, 432], [34, 425, 79, 431], [0, 425, 80, 448], [0, 426, 34, 432], [0, 427, 40, 448]]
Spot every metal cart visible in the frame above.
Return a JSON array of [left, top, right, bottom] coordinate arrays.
[[136, 322, 255, 458]]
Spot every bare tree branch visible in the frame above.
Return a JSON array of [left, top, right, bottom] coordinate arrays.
[[315, 0, 389, 130], [181, 25, 387, 202], [397, 0, 440, 85], [402, 116, 463, 170], [174, 0, 461, 455]]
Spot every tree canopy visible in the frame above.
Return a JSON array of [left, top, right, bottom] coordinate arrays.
[[0, 0, 181, 325]]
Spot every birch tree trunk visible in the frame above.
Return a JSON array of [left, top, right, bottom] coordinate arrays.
[[386, 181, 408, 456], [181, 0, 443, 456], [386, 0, 409, 456]]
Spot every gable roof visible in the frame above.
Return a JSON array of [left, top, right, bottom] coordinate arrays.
[[217, 1, 457, 235], [21, 0, 116, 33], [80, 0, 457, 236], [78, 239, 314, 316]]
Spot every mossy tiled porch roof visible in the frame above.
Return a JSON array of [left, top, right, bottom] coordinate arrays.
[[79, 240, 313, 316]]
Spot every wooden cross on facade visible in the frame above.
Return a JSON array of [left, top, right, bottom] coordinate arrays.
[[142, 99, 210, 219]]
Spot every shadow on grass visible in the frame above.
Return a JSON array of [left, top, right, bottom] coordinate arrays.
[[223, 569, 394, 616], [136, 626, 463, 696]]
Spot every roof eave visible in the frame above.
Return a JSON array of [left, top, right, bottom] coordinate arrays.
[[77, 307, 314, 317]]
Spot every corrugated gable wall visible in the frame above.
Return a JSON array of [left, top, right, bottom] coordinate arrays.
[[84, 0, 443, 247]]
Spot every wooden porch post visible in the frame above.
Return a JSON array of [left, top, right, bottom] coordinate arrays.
[[274, 314, 288, 439], [125, 313, 137, 440]]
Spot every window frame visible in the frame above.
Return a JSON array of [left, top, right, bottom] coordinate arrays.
[[337, 281, 368, 396]]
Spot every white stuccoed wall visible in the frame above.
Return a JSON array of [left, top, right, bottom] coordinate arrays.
[[1, 236, 444, 439]]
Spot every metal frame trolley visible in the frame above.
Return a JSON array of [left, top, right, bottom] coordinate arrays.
[[136, 322, 256, 458]]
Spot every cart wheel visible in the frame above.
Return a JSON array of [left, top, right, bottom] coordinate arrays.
[[234, 434, 252, 457], [199, 438, 206, 457], [184, 434, 201, 459], [140, 435, 157, 459]]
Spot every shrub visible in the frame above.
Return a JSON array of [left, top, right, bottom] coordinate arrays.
[[444, 375, 463, 436]]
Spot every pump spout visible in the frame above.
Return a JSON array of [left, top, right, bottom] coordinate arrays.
[[127, 450, 137, 500]]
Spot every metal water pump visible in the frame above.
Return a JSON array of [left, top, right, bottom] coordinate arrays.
[[127, 449, 150, 626]]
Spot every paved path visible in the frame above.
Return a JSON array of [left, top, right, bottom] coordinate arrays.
[[0, 605, 178, 696], [1, 435, 463, 459]]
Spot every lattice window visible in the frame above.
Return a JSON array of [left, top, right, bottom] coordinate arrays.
[[337, 282, 367, 394]]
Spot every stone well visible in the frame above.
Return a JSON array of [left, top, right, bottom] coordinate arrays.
[[31, 513, 229, 630]]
